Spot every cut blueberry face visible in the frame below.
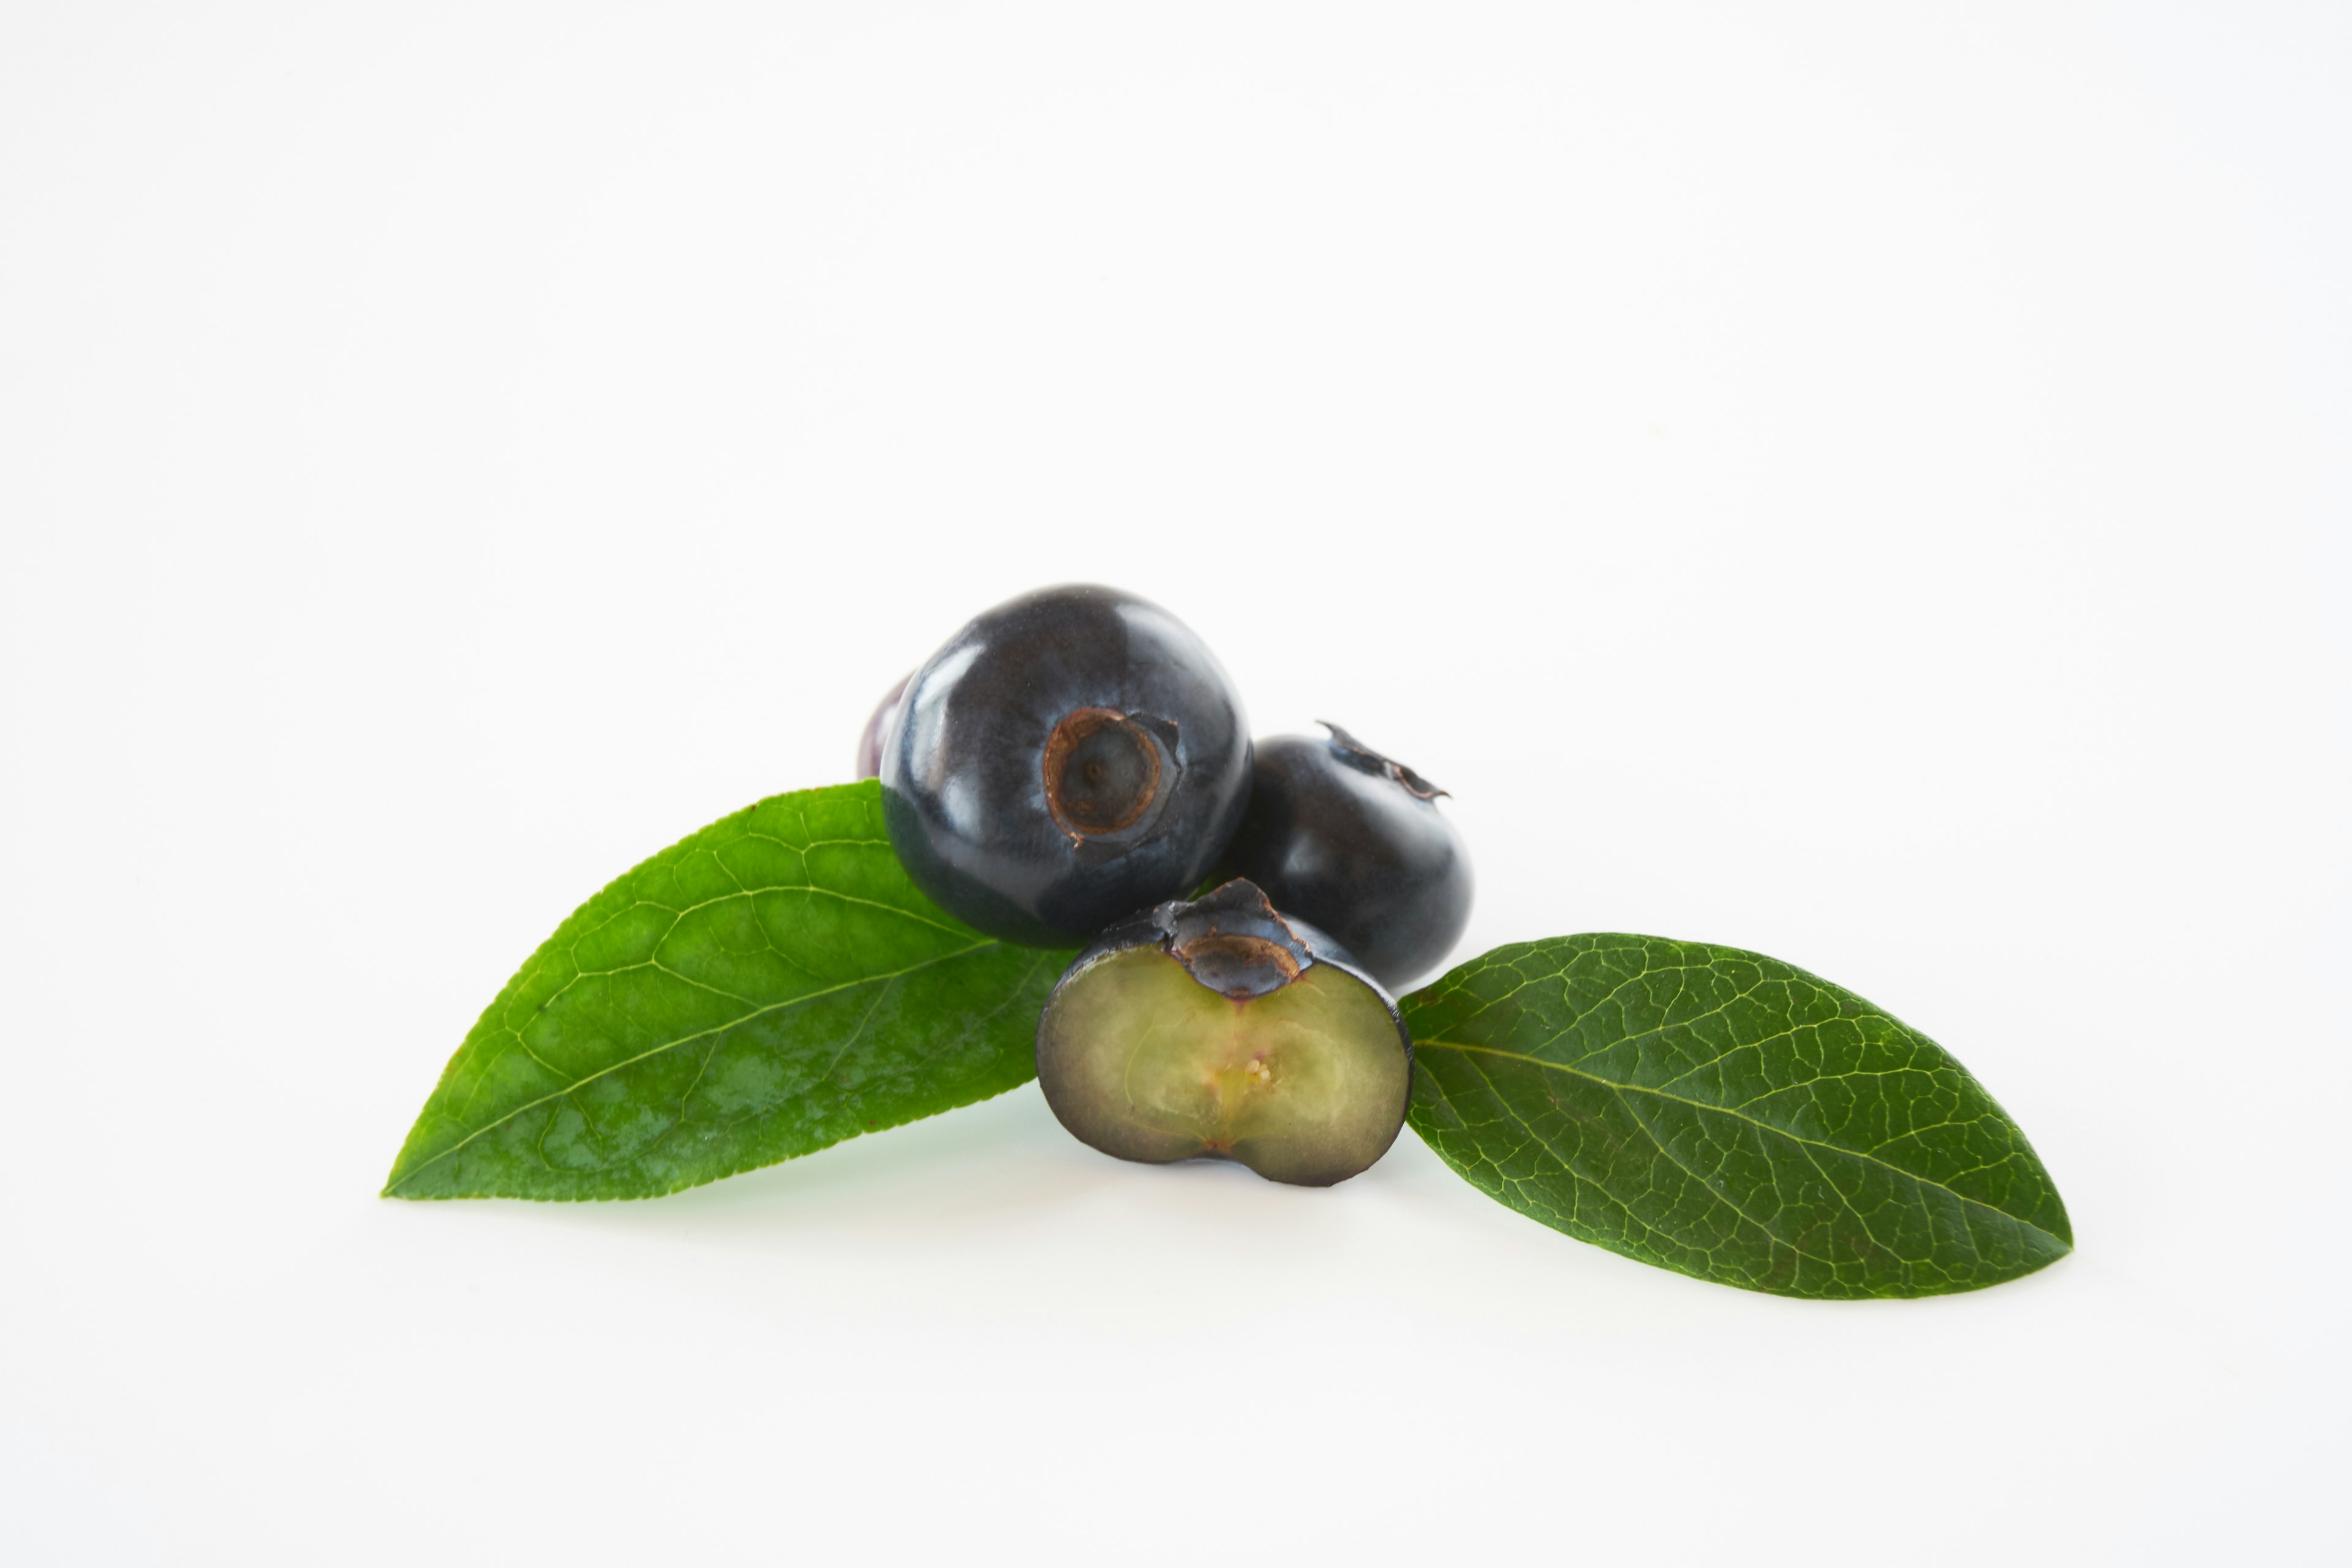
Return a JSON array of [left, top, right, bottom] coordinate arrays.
[[1036, 880, 1412, 1187], [878, 584, 1252, 946], [853, 673, 911, 781], [1219, 723, 1472, 990]]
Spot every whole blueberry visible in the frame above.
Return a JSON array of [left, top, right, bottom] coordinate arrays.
[[878, 584, 1251, 946], [1219, 723, 1472, 990], [1036, 878, 1412, 1187]]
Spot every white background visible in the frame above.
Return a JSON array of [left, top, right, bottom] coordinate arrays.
[[4, 4, 2346, 1564]]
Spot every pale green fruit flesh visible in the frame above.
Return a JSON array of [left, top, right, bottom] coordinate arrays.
[[1036, 946, 1411, 1186]]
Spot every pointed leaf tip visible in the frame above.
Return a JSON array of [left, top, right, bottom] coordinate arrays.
[[384, 780, 1075, 1200], [1402, 933, 2070, 1299]]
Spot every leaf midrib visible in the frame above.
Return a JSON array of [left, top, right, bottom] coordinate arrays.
[[384, 939, 1000, 1194], [1413, 1038, 2070, 1251]]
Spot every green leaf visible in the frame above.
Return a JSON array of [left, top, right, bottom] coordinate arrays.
[[385, 780, 1074, 1200], [1402, 935, 2071, 1298]]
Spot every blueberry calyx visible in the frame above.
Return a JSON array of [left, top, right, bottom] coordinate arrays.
[[1320, 720, 1448, 799], [1041, 707, 1174, 842], [1161, 877, 1314, 998]]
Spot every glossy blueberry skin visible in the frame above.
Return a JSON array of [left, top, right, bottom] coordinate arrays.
[[854, 673, 910, 780], [1219, 725, 1472, 990], [878, 584, 1251, 946]]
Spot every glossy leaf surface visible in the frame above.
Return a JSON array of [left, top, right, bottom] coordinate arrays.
[[1403, 934, 2070, 1298], [385, 782, 1073, 1200]]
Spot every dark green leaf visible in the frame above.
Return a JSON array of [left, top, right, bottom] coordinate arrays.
[[385, 780, 1074, 1200], [1403, 935, 2070, 1298]]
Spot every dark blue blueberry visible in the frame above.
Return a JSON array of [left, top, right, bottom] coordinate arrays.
[[854, 673, 910, 781], [1219, 723, 1472, 989], [878, 584, 1251, 946]]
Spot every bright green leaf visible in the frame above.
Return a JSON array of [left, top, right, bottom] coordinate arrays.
[[1402, 935, 2070, 1298], [385, 780, 1073, 1200]]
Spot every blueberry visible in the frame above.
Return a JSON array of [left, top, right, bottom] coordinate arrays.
[[854, 673, 910, 780], [1219, 723, 1472, 990], [878, 584, 1252, 946], [1036, 879, 1412, 1186]]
